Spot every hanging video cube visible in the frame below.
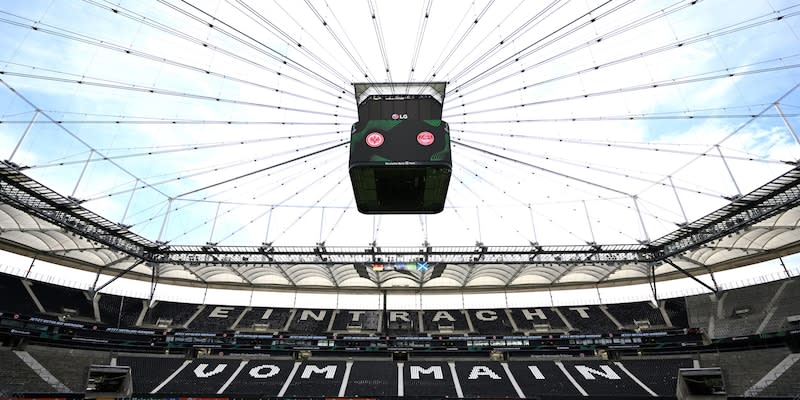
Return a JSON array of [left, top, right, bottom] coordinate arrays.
[[349, 83, 452, 214]]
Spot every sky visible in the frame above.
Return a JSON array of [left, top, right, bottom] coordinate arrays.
[[1, 0, 800, 293]]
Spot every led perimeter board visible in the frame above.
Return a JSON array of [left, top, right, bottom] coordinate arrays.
[[349, 83, 452, 214]]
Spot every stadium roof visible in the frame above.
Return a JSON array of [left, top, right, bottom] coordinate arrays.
[[1, 0, 800, 291]]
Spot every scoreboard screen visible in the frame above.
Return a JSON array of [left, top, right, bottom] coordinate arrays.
[[349, 118, 451, 214]]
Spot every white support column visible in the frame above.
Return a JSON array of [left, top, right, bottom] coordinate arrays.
[[120, 178, 139, 225], [157, 198, 174, 242], [528, 204, 539, 244], [71, 149, 94, 197], [582, 200, 596, 244], [263, 207, 273, 244], [632, 195, 650, 243], [208, 202, 222, 244], [423, 215, 428, 244], [476, 205, 483, 243], [668, 176, 688, 224], [716, 145, 741, 197], [9, 110, 39, 162], [775, 102, 800, 146], [372, 215, 378, 245], [319, 207, 326, 243]]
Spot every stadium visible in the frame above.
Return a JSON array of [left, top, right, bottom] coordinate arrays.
[[1, 0, 800, 399]]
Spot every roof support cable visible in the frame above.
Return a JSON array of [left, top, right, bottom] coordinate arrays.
[[454, 135, 749, 199], [449, 0, 706, 99], [662, 259, 717, 294], [322, 198, 354, 244], [0, 118, 352, 125], [26, 130, 344, 170], [417, 0, 496, 92], [444, 63, 800, 119], [230, 0, 354, 86], [639, 82, 800, 194], [455, 129, 789, 167], [446, 0, 561, 83], [0, 79, 170, 199], [122, 146, 346, 231], [367, 0, 392, 82], [82, 138, 346, 204], [448, 0, 619, 94], [161, 158, 348, 244], [407, 0, 434, 83], [223, 168, 348, 245], [74, 1, 350, 99], [452, 155, 595, 244], [445, 110, 800, 124], [173, 0, 352, 95], [455, 140, 631, 197], [89, 259, 144, 300], [0, 70, 354, 118], [447, 6, 800, 107], [174, 142, 347, 199], [303, 0, 375, 82]]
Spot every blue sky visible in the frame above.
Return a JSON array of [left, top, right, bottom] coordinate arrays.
[[1, 0, 800, 251]]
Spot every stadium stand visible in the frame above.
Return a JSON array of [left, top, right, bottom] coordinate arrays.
[[758, 278, 800, 334], [330, 309, 381, 332], [142, 300, 202, 328], [4, 271, 800, 341], [282, 360, 348, 397], [452, 361, 520, 398], [756, 354, 800, 397], [116, 354, 194, 394], [509, 307, 568, 333], [97, 294, 144, 328], [421, 309, 470, 333], [0, 347, 53, 395], [712, 280, 784, 338], [0, 350, 708, 397], [399, 361, 458, 397], [384, 310, 421, 336], [505, 359, 584, 397], [559, 306, 619, 333], [558, 359, 658, 397], [620, 358, 694, 396], [662, 298, 689, 329], [186, 305, 246, 332], [24, 345, 110, 392], [342, 360, 397, 397], [699, 347, 791, 396], [685, 293, 715, 334], [288, 309, 335, 334], [605, 301, 667, 330], [235, 307, 293, 332], [220, 359, 297, 396], [467, 309, 515, 335], [0, 273, 40, 315], [27, 280, 93, 320]]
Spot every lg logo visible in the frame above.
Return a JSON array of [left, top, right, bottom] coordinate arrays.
[[391, 113, 408, 120]]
